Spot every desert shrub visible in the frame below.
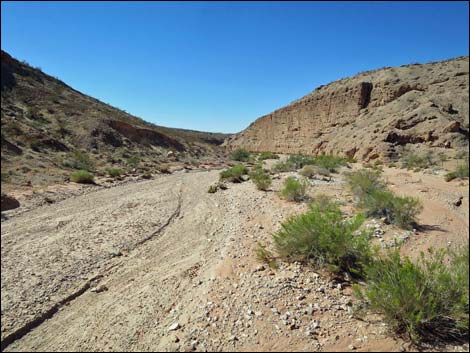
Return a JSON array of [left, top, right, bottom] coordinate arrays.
[[70, 170, 94, 184], [287, 154, 316, 169], [272, 160, 296, 173], [299, 165, 316, 178], [346, 169, 421, 229], [249, 165, 272, 191], [287, 154, 348, 172], [355, 246, 469, 341], [445, 161, 469, 181], [157, 164, 171, 174], [208, 184, 218, 193], [273, 202, 372, 276], [255, 242, 279, 269], [63, 150, 95, 171], [360, 189, 422, 230], [401, 152, 435, 170], [106, 167, 124, 178], [1, 172, 9, 182], [345, 169, 386, 199], [126, 155, 140, 168], [310, 194, 337, 210], [279, 177, 308, 202], [229, 148, 251, 162], [220, 165, 248, 183], [258, 151, 280, 160], [312, 154, 348, 172]]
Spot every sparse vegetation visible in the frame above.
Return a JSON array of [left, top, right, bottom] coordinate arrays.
[[63, 150, 95, 171], [106, 167, 124, 178], [229, 148, 251, 162], [355, 246, 469, 342], [220, 165, 248, 183], [70, 170, 95, 184], [255, 242, 279, 269], [285, 154, 349, 172], [445, 160, 469, 181], [272, 160, 296, 173], [126, 156, 141, 168], [273, 201, 372, 276], [279, 177, 308, 202], [208, 184, 218, 193], [299, 165, 316, 178], [401, 151, 435, 170], [258, 151, 280, 160], [249, 164, 272, 190], [346, 169, 422, 229]]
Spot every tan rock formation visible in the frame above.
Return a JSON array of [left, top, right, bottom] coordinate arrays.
[[225, 56, 469, 161]]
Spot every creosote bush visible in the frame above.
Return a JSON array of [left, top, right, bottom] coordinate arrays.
[[355, 246, 469, 342], [229, 148, 251, 162], [299, 165, 316, 178], [255, 242, 279, 269], [445, 161, 469, 181], [401, 151, 435, 170], [249, 165, 272, 191], [286, 154, 349, 172], [272, 160, 296, 173], [279, 177, 308, 202], [220, 165, 248, 183], [70, 170, 95, 184], [258, 151, 279, 160], [346, 169, 422, 229], [63, 150, 95, 171], [273, 201, 372, 276], [106, 167, 124, 178]]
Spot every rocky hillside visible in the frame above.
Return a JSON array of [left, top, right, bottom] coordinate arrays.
[[225, 56, 469, 162], [1, 50, 230, 186]]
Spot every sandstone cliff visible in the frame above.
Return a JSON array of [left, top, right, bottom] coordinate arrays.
[[225, 56, 469, 161]]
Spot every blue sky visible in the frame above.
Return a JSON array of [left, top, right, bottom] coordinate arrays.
[[2, 1, 469, 133]]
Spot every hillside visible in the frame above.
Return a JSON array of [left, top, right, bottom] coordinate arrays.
[[1, 50, 230, 186], [225, 56, 469, 162]]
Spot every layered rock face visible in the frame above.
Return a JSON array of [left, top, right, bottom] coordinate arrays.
[[225, 56, 469, 161]]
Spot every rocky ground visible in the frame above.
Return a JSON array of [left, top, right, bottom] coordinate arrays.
[[1, 162, 468, 352]]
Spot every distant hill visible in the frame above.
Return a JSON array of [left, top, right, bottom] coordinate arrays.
[[1, 50, 230, 185], [225, 56, 469, 162]]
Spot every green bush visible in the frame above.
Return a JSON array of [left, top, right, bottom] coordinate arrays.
[[250, 165, 272, 191], [346, 169, 422, 229], [255, 242, 279, 269], [272, 160, 296, 173], [70, 170, 95, 184], [258, 151, 280, 160], [355, 246, 469, 341], [401, 152, 435, 170], [106, 167, 124, 178], [360, 189, 422, 230], [208, 184, 218, 193], [220, 165, 248, 183], [345, 169, 386, 200], [229, 148, 251, 162], [126, 156, 140, 168], [279, 177, 308, 202], [63, 150, 95, 171], [1, 172, 9, 183], [286, 154, 316, 169], [445, 161, 469, 181], [299, 165, 316, 178], [273, 202, 372, 276], [312, 155, 348, 172]]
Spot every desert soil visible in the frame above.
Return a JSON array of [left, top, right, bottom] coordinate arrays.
[[1, 165, 468, 352]]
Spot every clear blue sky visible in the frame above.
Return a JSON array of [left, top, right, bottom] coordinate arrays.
[[2, 1, 469, 133]]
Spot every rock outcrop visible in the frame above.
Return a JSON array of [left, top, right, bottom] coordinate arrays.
[[225, 56, 469, 161]]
